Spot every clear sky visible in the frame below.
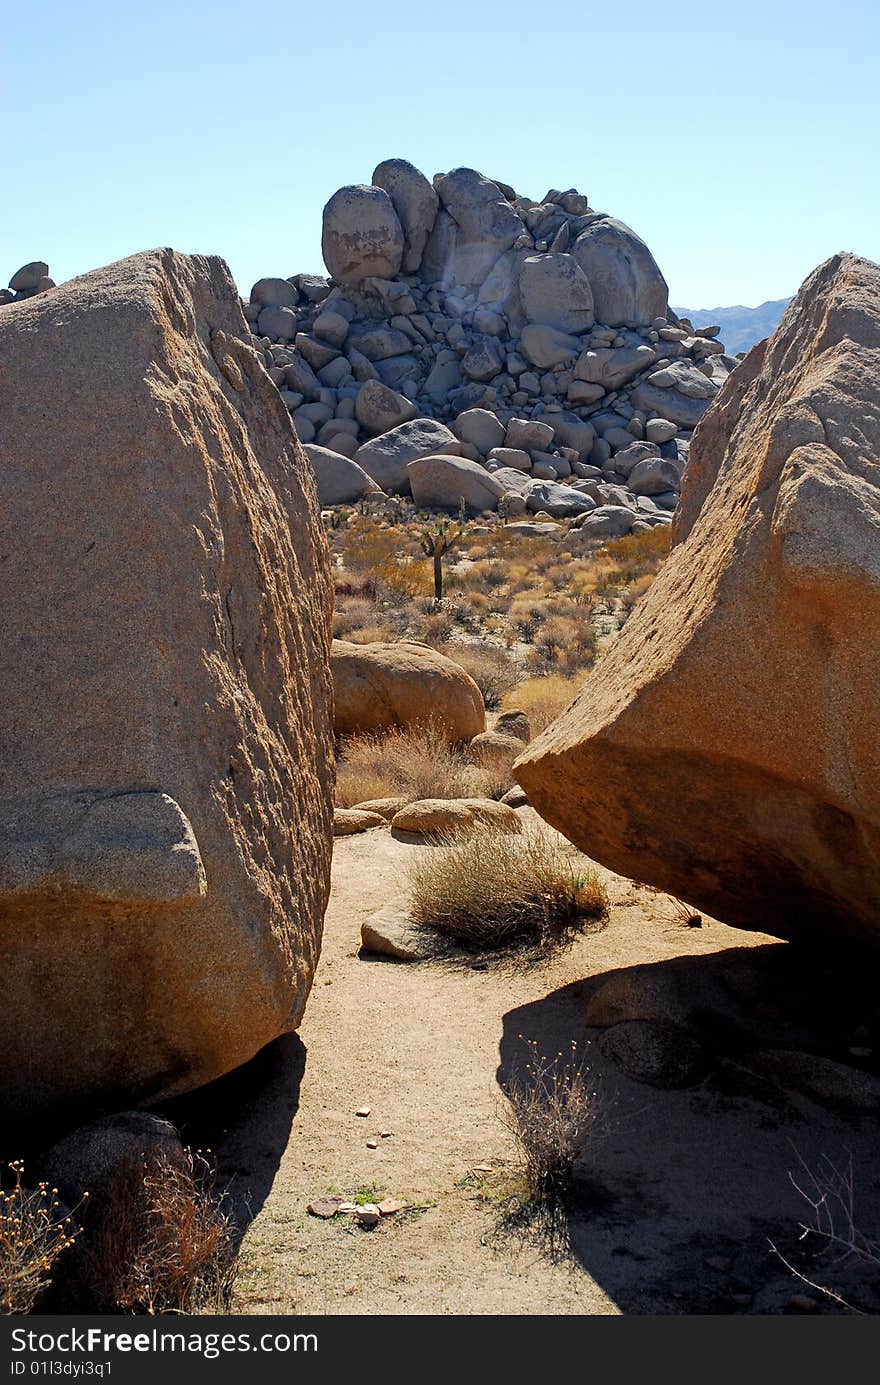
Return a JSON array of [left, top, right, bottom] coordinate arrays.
[[3, 0, 878, 309]]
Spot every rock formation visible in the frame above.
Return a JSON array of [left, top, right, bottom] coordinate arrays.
[[0, 249, 334, 1124], [331, 639, 485, 742], [243, 161, 740, 535], [515, 252, 880, 948]]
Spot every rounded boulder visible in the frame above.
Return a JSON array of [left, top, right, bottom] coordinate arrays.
[[322, 185, 405, 285]]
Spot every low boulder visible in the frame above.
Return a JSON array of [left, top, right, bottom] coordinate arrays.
[[305, 444, 381, 505], [331, 639, 485, 742], [355, 418, 459, 493], [391, 798, 522, 836], [407, 454, 505, 514]]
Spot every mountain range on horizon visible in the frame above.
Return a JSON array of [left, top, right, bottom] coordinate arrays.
[[672, 297, 792, 355]]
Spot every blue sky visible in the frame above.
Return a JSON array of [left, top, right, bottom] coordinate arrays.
[[3, 0, 878, 308]]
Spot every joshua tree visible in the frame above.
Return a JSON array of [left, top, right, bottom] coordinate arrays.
[[419, 515, 464, 601]]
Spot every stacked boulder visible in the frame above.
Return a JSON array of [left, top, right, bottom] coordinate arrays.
[[244, 159, 739, 536], [1, 260, 56, 305]]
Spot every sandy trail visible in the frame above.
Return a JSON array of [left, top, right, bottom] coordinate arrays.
[[174, 814, 878, 1315]]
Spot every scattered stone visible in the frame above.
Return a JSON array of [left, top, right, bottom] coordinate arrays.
[[377, 1198, 406, 1215], [366, 1139, 379, 1150], [355, 1106, 371, 1117], [308, 1196, 345, 1219]]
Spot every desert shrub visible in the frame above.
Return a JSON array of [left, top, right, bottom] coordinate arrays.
[[501, 1040, 600, 1208], [73, 1150, 236, 1315], [339, 622, 397, 645], [531, 616, 598, 676], [115, 1153, 236, 1314], [502, 673, 584, 734], [335, 723, 481, 807], [413, 608, 455, 646], [446, 642, 519, 709], [409, 823, 608, 949], [332, 596, 379, 639], [0, 1162, 80, 1314], [603, 524, 670, 582]]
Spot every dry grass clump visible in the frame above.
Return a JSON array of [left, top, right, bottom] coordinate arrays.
[[72, 1150, 237, 1315], [502, 673, 584, 734], [0, 1162, 81, 1314], [501, 1039, 601, 1210], [446, 642, 519, 709], [335, 722, 497, 808], [409, 823, 608, 950], [113, 1152, 237, 1315]]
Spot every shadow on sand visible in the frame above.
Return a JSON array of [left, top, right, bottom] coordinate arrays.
[[159, 1032, 307, 1238], [495, 943, 880, 1314]]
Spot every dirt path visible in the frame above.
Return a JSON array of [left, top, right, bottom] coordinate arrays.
[[188, 814, 878, 1316]]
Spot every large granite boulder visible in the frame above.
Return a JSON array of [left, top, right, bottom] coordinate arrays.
[[407, 453, 506, 513], [354, 417, 460, 493], [429, 168, 523, 291], [518, 253, 595, 333], [571, 215, 668, 325], [332, 640, 485, 742], [0, 249, 334, 1125], [673, 338, 767, 539], [516, 253, 880, 947], [372, 158, 439, 274], [305, 444, 381, 505], [321, 184, 405, 285]]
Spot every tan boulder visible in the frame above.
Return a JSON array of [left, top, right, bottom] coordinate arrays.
[[516, 253, 880, 947], [0, 249, 334, 1125], [351, 796, 410, 820], [333, 808, 386, 836], [331, 639, 485, 742], [468, 729, 526, 771], [391, 798, 522, 836]]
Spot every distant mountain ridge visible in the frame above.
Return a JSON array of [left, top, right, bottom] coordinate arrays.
[[672, 298, 791, 355]]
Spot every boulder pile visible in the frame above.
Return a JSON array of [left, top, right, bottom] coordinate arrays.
[[244, 159, 741, 535], [515, 252, 880, 950]]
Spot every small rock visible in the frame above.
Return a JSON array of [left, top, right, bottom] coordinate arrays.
[[355, 1106, 371, 1117], [366, 1139, 379, 1149], [377, 1198, 406, 1215], [308, 1196, 344, 1219], [355, 1204, 381, 1228], [785, 1293, 819, 1314]]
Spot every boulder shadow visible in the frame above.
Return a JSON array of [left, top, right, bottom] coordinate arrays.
[[496, 943, 880, 1314], [159, 1032, 306, 1239]]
